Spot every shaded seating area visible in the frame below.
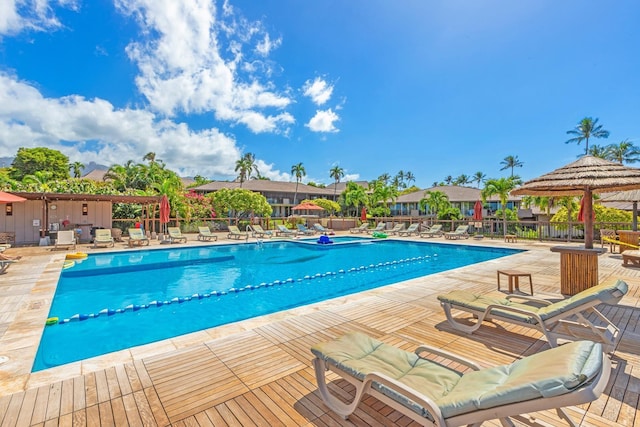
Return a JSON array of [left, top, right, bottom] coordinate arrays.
[[311, 332, 610, 427], [397, 223, 420, 236], [227, 225, 248, 240], [419, 223, 443, 238], [444, 225, 469, 240], [250, 224, 273, 238], [167, 227, 187, 243], [197, 226, 218, 241], [275, 225, 296, 237], [93, 229, 114, 248], [54, 230, 77, 250], [128, 228, 150, 247], [438, 279, 628, 352]]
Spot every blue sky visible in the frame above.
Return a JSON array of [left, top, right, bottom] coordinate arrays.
[[1, 1, 639, 188]]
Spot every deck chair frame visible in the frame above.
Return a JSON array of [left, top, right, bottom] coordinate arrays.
[[420, 224, 443, 238], [93, 229, 114, 248], [349, 223, 369, 234], [312, 334, 610, 427], [0, 260, 15, 274], [397, 223, 420, 236], [365, 222, 386, 234], [167, 227, 187, 243], [197, 226, 218, 241], [227, 225, 249, 240], [250, 224, 272, 238], [439, 284, 626, 352], [275, 225, 296, 237]]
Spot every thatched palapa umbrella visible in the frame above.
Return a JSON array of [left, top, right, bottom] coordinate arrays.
[[511, 155, 640, 249], [599, 189, 640, 231]]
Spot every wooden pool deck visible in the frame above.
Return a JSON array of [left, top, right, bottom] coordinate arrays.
[[1, 234, 640, 426]]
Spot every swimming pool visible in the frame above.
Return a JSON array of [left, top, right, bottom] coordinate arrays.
[[33, 240, 521, 371]]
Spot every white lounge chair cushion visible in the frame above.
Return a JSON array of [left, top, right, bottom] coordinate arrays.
[[311, 332, 602, 420]]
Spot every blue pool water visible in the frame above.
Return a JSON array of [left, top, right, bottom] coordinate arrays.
[[33, 239, 521, 371]]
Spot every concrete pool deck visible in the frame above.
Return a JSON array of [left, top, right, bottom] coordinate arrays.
[[1, 232, 640, 425]]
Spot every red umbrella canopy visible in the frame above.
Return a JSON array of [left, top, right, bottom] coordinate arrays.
[[291, 202, 324, 211], [472, 200, 483, 221], [577, 196, 595, 222], [360, 207, 367, 221], [159, 195, 170, 224], [0, 191, 26, 204]]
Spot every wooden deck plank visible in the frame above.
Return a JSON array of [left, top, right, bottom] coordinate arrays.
[[143, 387, 170, 427], [2, 391, 24, 427], [97, 401, 114, 426], [59, 378, 74, 417], [14, 388, 38, 427], [122, 393, 143, 426], [110, 396, 128, 426]]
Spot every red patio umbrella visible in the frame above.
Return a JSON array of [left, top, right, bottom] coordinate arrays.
[[159, 195, 170, 233], [472, 200, 483, 221], [577, 196, 594, 222], [291, 202, 324, 211], [0, 191, 26, 203], [360, 207, 367, 221]]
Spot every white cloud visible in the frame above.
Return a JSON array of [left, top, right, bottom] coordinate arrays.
[[115, 0, 293, 134], [343, 173, 360, 182], [306, 109, 339, 133], [0, 72, 283, 179], [0, 0, 79, 36], [302, 77, 333, 105]]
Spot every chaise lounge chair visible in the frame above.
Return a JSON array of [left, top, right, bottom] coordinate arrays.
[[313, 223, 333, 234], [250, 224, 273, 238], [275, 225, 297, 237], [387, 223, 406, 235], [349, 223, 369, 234], [365, 222, 386, 235], [128, 228, 150, 247], [197, 226, 218, 241], [0, 259, 15, 274], [397, 223, 420, 236], [419, 224, 443, 238], [93, 228, 114, 248], [438, 279, 628, 352], [296, 224, 316, 235], [55, 230, 77, 250], [444, 225, 469, 240], [167, 227, 187, 243], [227, 225, 249, 240], [312, 332, 610, 427]]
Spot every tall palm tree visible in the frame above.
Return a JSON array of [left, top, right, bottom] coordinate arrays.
[[143, 152, 156, 164], [565, 117, 610, 155], [419, 190, 449, 219], [587, 144, 609, 159], [455, 174, 471, 186], [395, 170, 405, 188], [500, 155, 523, 177], [482, 177, 517, 237], [329, 165, 345, 199], [291, 162, 306, 205], [473, 171, 486, 188], [405, 171, 415, 186], [378, 173, 391, 185], [343, 181, 368, 216], [234, 153, 259, 187], [69, 161, 85, 178], [444, 175, 453, 185], [606, 139, 640, 164]]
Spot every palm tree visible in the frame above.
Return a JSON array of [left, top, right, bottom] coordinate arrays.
[[605, 139, 640, 164], [473, 171, 486, 188], [444, 175, 453, 185], [234, 153, 259, 187], [419, 190, 449, 219], [565, 117, 610, 155], [405, 171, 415, 186], [455, 174, 471, 186], [329, 165, 345, 199], [69, 161, 85, 178], [143, 152, 156, 164], [377, 173, 391, 185], [587, 144, 609, 159], [291, 162, 306, 205], [343, 181, 368, 216], [395, 170, 405, 188], [500, 155, 523, 177], [482, 177, 517, 237]]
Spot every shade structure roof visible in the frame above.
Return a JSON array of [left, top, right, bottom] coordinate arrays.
[[291, 202, 324, 211], [599, 189, 640, 202], [511, 155, 640, 197]]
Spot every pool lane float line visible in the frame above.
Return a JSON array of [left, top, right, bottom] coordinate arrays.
[[49, 254, 438, 325], [66, 252, 88, 260]]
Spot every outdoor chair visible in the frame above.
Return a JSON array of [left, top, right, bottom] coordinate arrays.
[[128, 228, 150, 247], [197, 226, 218, 241], [600, 229, 619, 253], [365, 222, 386, 235], [93, 228, 114, 248], [296, 224, 316, 235], [167, 227, 187, 243], [387, 223, 406, 235], [55, 230, 77, 250], [313, 223, 333, 234], [419, 224, 443, 238], [444, 225, 469, 240], [227, 225, 249, 240], [0, 259, 15, 274], [438, 279, 628, 352], [312, 332, 610, 427], [276, 225, 296, 237], [349, 223, 369, 234], [250, 224, 273, 238], [397, 223, 420, 236]]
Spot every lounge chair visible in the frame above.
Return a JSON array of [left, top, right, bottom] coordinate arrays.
[[387, 223, 406, 235], [312, 332, 610, 427], [349, 223, 369, 234], [438, 279, 628, 352], [128, 228, 150, 247], [55, 230, 77, 250], [444, 225, 469, 240], [167, 227, 187, 243], [600, 228, 619, 253], [419, 224, 443, 238], [227, 225, 248, 240], [313, 223, 333, 234], [197, 226, 218, 241], [250, 224, 273, 238], [397, 223, 420, 236], [93, 229, 114, 248], [276, 225, 296, 237], [296, 224, 316, 235], [0, 259, 15, 274], [365, 222, 386, 235]]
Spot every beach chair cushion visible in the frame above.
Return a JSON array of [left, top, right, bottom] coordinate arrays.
[[311, 332, 603, 420], [536, 280, 628, 319], [437, 291, 540, 324]]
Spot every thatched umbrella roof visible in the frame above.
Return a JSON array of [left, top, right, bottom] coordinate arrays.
[[599, 189, 640, 231], [511, 156, 640, 197], [511, 156, 640, 248]]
